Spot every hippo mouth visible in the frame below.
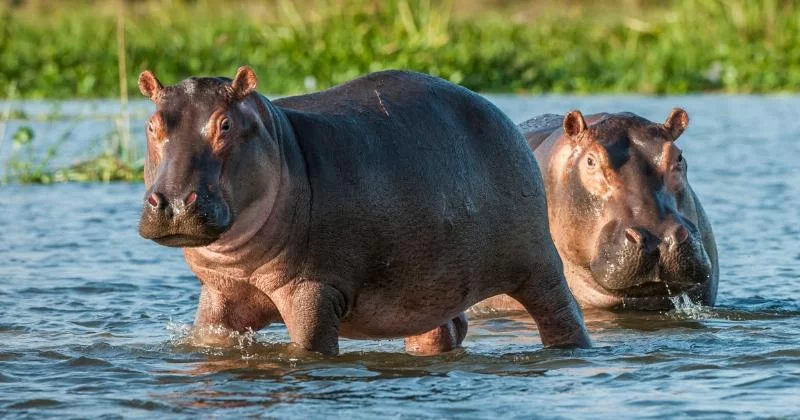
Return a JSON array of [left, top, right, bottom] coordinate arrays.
[[138, 198, 232, 248], [617, 283, 707, 311], [149, 233, 219, 247], [582, 272, 709, 310], [586, 237, 713, 307], [139, 216, 229, 247], [600, 278, 702, 298]]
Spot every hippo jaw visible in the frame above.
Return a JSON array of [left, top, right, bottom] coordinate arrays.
[[582, 231, 714, 309], [568, 268, 714, 311], [593, 274, 712, 307], [150, 234, 220, 248], [564, 235, 714, 310], [616, 282, 711, 311]]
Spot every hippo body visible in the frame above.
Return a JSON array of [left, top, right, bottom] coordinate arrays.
[[480, 110, 718, 311], [137, 68, 590, 355]]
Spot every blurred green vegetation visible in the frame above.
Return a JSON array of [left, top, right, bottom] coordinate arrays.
[[1, 0, 799, 184], [1, 0, 799, 98]]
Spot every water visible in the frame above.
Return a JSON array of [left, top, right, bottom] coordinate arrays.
[[2, 96, 800, 418]]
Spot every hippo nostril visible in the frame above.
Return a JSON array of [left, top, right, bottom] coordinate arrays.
[[147, 193, 162, 209], [184, 191, 198, 207], [625, 228, 643, 246], [676, 226, 689, 244], [668, 225, 690, 248]]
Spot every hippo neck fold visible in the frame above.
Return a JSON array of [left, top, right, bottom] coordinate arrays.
[[185, 94, 311, 279]]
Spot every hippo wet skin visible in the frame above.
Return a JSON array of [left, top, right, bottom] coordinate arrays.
[[479, 109, 718, 311], [136, 66, 590, 355]]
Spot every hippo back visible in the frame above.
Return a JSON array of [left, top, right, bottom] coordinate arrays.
[[518, 113, 563, 150]]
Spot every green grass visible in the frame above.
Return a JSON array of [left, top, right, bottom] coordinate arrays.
[[1, 0, 799, 184], [2, 0, 799, 99]]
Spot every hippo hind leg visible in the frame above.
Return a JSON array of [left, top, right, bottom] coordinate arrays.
[[404, 313, 468, 356], [510, 256, 592, 348]]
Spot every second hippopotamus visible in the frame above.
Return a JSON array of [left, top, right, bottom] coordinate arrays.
[[480, 109, 717, 311], [136, 66, 590, 355]]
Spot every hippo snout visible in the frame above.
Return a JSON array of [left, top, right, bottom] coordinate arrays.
[[590, 220, 710, 295], [138, 187, 231, 248]]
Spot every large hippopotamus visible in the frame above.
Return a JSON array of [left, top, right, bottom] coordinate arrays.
[[136, 66, 590, 355], [479, 109, 717, 311]]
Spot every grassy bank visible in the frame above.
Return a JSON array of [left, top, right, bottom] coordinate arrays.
[[1, 0, 799, 184], [2, 0, 799, 99]]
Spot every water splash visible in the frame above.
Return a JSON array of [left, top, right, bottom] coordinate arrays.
[[668, 293, 712, 319], [166, 322, 260, 355], [164, 322, 317, 365]]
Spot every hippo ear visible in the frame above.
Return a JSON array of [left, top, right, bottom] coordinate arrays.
[[231, 66, 258, 100], [138, 71, 163, 102], [664, 108, 689, 140], [563, 110, 587, 138]]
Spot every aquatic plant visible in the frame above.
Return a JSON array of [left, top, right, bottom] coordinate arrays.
[[3, 126, 63, 184], [2, 122, 144, 184]]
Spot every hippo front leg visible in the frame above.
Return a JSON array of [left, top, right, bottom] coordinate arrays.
[[404, 313, 468, 356], [277, 281, 349, 356], [194, 283, 277, 333]]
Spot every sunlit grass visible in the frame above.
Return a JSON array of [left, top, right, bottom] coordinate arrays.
[[1, 0, 798, 184], [1, 0, 798, 98]]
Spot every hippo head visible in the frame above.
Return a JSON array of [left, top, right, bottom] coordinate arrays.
[[137, 66, 280, 248], [542, 109, 714, 309]]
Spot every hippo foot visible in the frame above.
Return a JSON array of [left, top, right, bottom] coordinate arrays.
[[404, 313, 468, 356]]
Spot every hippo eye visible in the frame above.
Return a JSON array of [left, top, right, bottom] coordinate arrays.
[[220, 118, 231, 133]]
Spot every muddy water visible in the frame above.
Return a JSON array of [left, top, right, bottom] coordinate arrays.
[[1, 96, 799, 418]]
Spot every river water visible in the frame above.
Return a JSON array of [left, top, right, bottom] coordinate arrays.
[[1, 96, 799, 418]]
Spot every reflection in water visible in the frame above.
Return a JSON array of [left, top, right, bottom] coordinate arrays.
[[2, 96, 800, 417]]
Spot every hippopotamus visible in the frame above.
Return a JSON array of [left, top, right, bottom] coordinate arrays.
[[478, 109, 717, 311], [136, 66, 590, 355]]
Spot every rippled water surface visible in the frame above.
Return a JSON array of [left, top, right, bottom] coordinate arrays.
[[1, 96, 799, 418]]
